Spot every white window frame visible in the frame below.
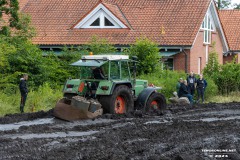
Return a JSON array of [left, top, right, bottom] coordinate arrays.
[[201, 12, 215, 44], [74, 4, 127, 29]]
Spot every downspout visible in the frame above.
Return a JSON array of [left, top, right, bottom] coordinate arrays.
[[182, 48, 188, 73]]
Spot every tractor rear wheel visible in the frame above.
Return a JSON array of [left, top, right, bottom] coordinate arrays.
[[146, 92, 166, 113], [99, 85, 134, 114]]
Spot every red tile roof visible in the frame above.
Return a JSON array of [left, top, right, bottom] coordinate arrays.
[[19, 0, 211, 46], [218, 10, 240, 51]]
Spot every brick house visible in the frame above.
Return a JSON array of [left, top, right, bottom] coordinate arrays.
[[218, 10, 240, 63], [18, 0, 229, 74]]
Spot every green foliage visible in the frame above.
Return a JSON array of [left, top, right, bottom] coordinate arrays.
[[204, 43, 240, 95], [139, 70, 218, 102], [207, 91, 240, 103], [203, 42, 220, 78], [233, 3, 240, 9], [0, 0, 20, 35], [126, 37, 160, 75], [87, 35, 116, 54], [215, 62, 240, 95], [203, 76, 218, 99], [26, 83, 62, 112], [139, 70, 186, 99], [0, 83, 62, 116], [215, 0, 231, 9], [13, 13, 36, 41]]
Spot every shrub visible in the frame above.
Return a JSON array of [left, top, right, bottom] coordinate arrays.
[[139, 70, 218, 102], [139, 70, 186, 100], [126, 37, 161, 75]]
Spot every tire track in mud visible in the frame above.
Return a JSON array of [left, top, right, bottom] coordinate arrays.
[[0, 102, 239, 159]]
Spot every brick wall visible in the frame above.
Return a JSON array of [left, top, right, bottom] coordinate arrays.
[[223, 54, 234, 63], [173, 50, 190, 72], [223, 53, 240, 63], [187, 29, 224, 74]]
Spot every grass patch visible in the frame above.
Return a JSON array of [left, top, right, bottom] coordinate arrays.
[[206, 91, 240, 103], [0, 83, 62, 117]]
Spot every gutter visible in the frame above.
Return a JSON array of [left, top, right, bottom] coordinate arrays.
[[182, 48, 188, 73]]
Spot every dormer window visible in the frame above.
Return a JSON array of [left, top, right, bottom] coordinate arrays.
[[74, 3, 127, 29]]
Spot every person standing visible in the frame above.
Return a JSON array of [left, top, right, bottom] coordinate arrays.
[[179, 80, 193, 104], [187, 71, 197, 96], [19, 74, 28, 113], [196, 74, 207, 103], [176, 78, 183, 97]]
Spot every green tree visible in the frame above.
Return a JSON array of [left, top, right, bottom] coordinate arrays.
[[126, 37, 160, 75], [233, 3, 240, 9], [216, 0, 231, 9], [0, 0, 20, 35], [87, 35, 116, 54], [203, 42, 220, 78]]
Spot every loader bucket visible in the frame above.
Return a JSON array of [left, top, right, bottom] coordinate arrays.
[[53, 96, 103, 121]]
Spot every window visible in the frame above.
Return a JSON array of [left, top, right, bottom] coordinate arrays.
[[121, 61, 130, 80], [104, 17, 114, 26], [201, 13, 214, 44], [74, 4, 127, 29], [90, 18, 100, 26], [163, 58, 174, 70], [110, 61, 120, 79]]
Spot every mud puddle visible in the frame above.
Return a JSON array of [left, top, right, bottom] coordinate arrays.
[[0, 118, 54, 131], [3, 130, 99, 139], [186, 115, 240, 122]]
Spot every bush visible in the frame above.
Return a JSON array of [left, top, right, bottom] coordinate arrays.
[[203, 77, 218, 100], [139, 70, 186, 100], [126, 37, 160, 75], [139, 70, 218, 102]]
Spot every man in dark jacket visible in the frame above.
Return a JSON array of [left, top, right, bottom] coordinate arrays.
[[196, 74, 207, 103], [179, 80, 193, 104], [186, 71, 197, 97], [19, 74, 28, 113]]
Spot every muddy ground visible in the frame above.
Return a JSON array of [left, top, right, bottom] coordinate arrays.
[[0, 102, 239, 160]]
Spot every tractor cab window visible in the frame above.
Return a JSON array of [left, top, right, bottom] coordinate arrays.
[[80, 67, 92, 79], [110, 61, 120, 79], [91, 64, 108, 79], [121, 61, 130, 80]]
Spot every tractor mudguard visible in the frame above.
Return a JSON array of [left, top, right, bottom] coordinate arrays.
[[135, 87, 161, 109], [110, 82, 132, 94]]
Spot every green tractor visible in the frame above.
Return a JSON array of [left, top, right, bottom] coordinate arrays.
[[53, 55, 166, 121]]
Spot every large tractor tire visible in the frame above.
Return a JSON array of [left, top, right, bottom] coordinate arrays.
[[145, 92, 166, 113], [99, 85, 134, 114]]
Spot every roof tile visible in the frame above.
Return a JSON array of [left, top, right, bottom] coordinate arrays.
[[219, 10, 240, 51], [19, 0, 211, 46]]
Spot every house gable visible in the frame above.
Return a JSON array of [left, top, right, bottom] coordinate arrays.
[[73, 3, 127, 29], [192, 0, 228, 52]]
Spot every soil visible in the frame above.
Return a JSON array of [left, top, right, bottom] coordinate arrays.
[[0, 102, 239, 160]]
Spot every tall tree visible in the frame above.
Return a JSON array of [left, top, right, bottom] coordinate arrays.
[[0, 0, 20, 35], [216, 0, 232, 9], [233, 3, 240, 9]]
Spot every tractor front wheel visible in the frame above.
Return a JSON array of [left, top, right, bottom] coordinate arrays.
[[146, 92, 166, 113], [99, 85, 134, 114]]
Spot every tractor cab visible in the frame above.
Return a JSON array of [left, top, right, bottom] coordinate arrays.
[[63, 55, 133, 99]]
